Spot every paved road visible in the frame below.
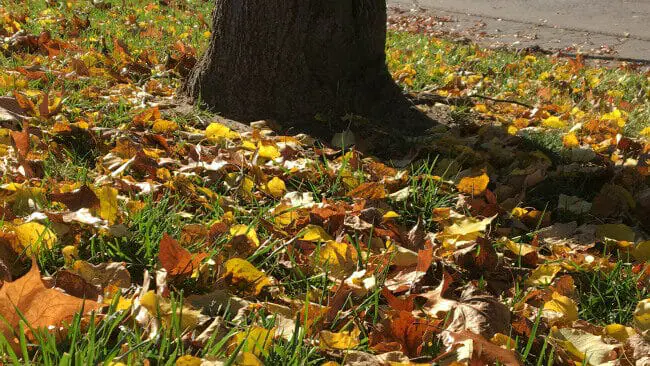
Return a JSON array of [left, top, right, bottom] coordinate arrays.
[[389, 0, 650, 62]]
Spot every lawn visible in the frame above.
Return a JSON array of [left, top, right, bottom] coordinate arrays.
[[1, 1, 649, 365]]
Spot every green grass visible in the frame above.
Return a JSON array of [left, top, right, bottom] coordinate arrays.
[[397, 156, 457, 231], [576, 261, 649, 325]]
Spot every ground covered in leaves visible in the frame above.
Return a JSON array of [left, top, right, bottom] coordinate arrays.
[[1, 1, 650, 365]]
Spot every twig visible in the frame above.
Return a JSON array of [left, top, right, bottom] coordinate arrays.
[[469, 94, 534, 109], [409, 92, 533, 109]]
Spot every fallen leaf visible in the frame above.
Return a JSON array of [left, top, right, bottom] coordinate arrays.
[[543, 291, 579, 324], [346, 182, 387, 200], [96, 186, 118, 225], [71, 260, 131, 288], [223, 258, 274, 296], [0, 262, 103, 342], [230, 326, 275, 357], [525, 264, 561, 286], [437, 330, 521, 366], [139, 290, 204, 331], [316, 240, 358, 278], [205, 122, 239, 142], [263, 177, 286, 198], [550, 327, 621, 365], [634, 298, 650, 332], [319, 327, 360, 350], [603, 323, 636, 342], [11, 222, 57, 255], [457, 173, 489, 196], [300, 225, 332, 242], [49, 185, 99, 211]]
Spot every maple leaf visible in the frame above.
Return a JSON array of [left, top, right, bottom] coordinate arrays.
[[0, 262, 104, 341]]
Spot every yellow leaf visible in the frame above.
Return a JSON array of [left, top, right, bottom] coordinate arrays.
[[602, 108, 627, 127], [542, 116, 566, 129], [206, 122, 239, 142], [603, 324, 636, 342], [383, 210, 400, 220], [526, 264, 561, 286], [97, 186, 118, 224], [634, 298, 650, 332], [62, 245, 78, 265], [231, 326, 276, 357], [640, 127, 650, 137], [263, 177, 286, 198], [440, 215, 495, 248], [257, 143, 280, 160], [551, 327, 621, 365], [444, 215, 495, 237], [233, 352, 263, 366], [152, 119, 178, 133], [11, 222, 57, 255], [223, 258, 273, 296], [543, 292, 579, 324], [300, 225, 332, 242], [596, 224, 635, 242], [490, 333, 517, 350], [563, 132, 579, 148], [271, 203, 298, 227], [229, 224, 260, 247], [504, 239, 538, 257], [456, 173, 489, 196], [317, 241, 358, 278], [319, 328, 360, 350], [175, 355, 202, 366], [633, 240, 650, 262], [139, 291, 203, 331]]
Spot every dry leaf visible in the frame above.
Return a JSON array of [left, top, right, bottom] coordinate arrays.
[[0, 262, 103, 342], [319, 327, 360, 350], [457, 173, 489, 196], [223, 258, 274, 296], [159, 233, 207, 277]]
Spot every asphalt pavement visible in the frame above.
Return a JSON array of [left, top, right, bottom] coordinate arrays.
[[388, 0, 650, 62]]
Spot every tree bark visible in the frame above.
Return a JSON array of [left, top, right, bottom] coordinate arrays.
[[182, 0, 430, 134]]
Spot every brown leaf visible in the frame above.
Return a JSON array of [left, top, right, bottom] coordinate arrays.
[[71, 58, 90, 76], [404, 219, 425, 250], [445, 286, 511, 338], [10, 121, 30, 159], [49, 270, 102, 300], [0, 261, 104, 343], [346, 182, 387, 200], [49, 185, 100, 211], [158, 233, 207, 277], [370, 310, 440, 357], [453, 238, 498, 274]]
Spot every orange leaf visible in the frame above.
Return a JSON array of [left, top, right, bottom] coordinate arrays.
[[9, 122, 30, 160], [457, 173, 489, 196], [346, 182, 387, 200], [0, 261, 104, 344], [158, 233, 207, 277]]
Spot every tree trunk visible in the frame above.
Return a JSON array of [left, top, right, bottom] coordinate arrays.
[[182, 0, 430, 134]]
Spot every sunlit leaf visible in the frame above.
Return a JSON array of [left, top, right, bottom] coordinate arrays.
[[223, 258, 274, 296]]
